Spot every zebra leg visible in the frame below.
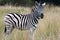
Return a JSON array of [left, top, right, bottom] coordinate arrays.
[[29, 28, 35, 40], [4, 25, 14, 40]]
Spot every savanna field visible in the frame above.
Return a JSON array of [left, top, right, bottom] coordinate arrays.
[[0, 5, 60, 40]]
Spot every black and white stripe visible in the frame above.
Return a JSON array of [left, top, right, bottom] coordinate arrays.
[[4, 12, 39, 30], [4, 1, 45, 40]]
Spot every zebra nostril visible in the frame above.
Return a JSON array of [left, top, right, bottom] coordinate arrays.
[[41, 13, 44, 19]]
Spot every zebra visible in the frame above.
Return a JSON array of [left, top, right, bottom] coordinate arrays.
[[4, 1, 45, 40]]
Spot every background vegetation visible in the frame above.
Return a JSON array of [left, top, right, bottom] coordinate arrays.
[[0, 0, 60, 40], [0, 0, 60, 6], [0, 5, 60, 40]]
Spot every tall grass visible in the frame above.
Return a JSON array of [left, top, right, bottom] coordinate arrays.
[[0, 5, 60, 40]]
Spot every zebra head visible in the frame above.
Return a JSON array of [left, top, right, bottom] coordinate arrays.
[[34, 1, 46, 19]]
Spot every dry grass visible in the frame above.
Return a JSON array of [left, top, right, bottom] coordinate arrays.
[[0, 5, 60, 40]]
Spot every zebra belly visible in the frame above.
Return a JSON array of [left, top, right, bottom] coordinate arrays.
[[16, 26, 30, 30]]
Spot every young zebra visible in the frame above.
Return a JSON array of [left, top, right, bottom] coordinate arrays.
[[4, 1, 45, 40]]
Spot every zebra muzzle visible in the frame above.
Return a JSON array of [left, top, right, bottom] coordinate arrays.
[[40, 13, 44, 19]]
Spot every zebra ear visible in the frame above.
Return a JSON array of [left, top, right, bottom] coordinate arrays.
[[42, 2, 46, 7], [35, 1, 39, 6]]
